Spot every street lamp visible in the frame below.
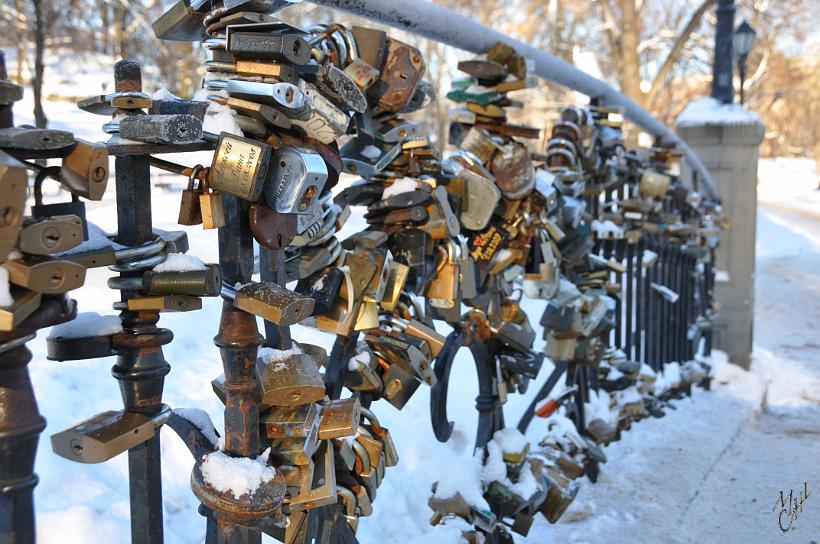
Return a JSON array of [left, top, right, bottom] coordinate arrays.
[[733, 20, 756, 105]]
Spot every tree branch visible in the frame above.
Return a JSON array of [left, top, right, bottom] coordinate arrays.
[[646, 0, 715, 106]]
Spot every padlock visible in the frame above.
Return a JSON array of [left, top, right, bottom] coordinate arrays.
[[205, 59, 298, 82], [305, 63, 367, 114], [346, 349, 383, 393], [0, 127, 76, 157], [227, 31, 311, 65], [0, 287, 41, 332], [284, 239, 342, 282], [209, 133, 271, 201], [127, 295, 202, 312], [384, 316, 445, 358], [360, 408, 398, 468], [248, 203, 296, 250], [4, 255, 85, 295], [0, 150, 27, 261], [234, 282, 314, 326], [59, 139, 108, 201], [639, 169, 671, 198], [256, 349, 324, 407], [344, 58, 380, 91], [260, 402, 320, 441], [111, 264, 222, 297], [367, 37, 425, 112], [18, 215, 83, 255], [426, 242, 459, 309], [31, 173, 89, 240], [178, 167, 203, 226], [263, 147, 328, 214], [380, 359, 421, 411], [119, 114, 202, 144], [491, 140, 535, 200], [51, 405, 171, 464], [291, 80, 351, 144], [318, 398, 361, 440], [151, 0, 211, 41], [450, 160, 500, 231], [380, 260, 409, 312], [457, 59, 508, 85], [198, 175, 226, 229], [458, 237, 478, 300], [287, 440, 337, 509]]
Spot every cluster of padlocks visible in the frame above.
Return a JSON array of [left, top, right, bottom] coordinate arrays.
[[0, 1, 719, 543]]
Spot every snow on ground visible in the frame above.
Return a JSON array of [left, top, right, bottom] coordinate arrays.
[[7, 48, 819, 542]]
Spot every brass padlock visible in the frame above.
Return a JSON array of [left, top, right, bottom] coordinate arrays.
[[427, 242, 459, 309], [127, 295, 202, 312], [59, 139, 109, 200], [199, 174, 226, 229], [318, 398, 361, 440], [256, 348, 325, 406], [4, 255, 85, 295], [209, 133, 271, 201], [18, 215, 83, 256], [178, 166, 203, 226], [380, 260, 408, 312], [0, 149, 28, 261], [234, 282, 315, 326], [51, 405, 171, 464], [0, 287, 41, 332]]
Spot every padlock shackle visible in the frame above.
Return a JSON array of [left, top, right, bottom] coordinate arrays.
[[32, 165, 64, 206]]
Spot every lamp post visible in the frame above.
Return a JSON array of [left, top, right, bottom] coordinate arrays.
[[733, 21, 756, 106], [711, 0, 735, 104]]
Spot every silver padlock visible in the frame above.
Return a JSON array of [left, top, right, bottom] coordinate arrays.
[[263, 147, 328, 215]]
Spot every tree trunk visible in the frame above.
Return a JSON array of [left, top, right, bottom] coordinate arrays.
[[619, 0, 644, 108], [31, 0, 47, 128], [117, 8, 128, 58], [100, 0, 110, 52]]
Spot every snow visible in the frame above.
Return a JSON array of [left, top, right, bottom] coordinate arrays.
[[258, 345, 302, 371], [591, 219, 624, 236], [433, 450, 491, 512], [153, 252, 206, 273], [508, 460, 539, 500], [0, 267, 12, 307], [200, 449, 277, 498], [492, 427, 529, 456], [641, 249, 658, 267], [57, 222, 122, 256], [174, 408, 219, 447], [381, 177, 418, 199], [201, 101, 243, 137], [675, 97, 763, 127], [153, 87, 180, 101], [348, 349, 371, 372], [46, 312, 122, 339], [360, 145, 382, 160], [481, 441, 507, 483]]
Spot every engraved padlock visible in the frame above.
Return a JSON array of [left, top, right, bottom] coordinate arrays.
[[208, 133, 271, 201], [263, 147, 328, 215]]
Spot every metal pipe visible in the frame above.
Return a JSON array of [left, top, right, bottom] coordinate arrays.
[[307, 0, 720, 201]]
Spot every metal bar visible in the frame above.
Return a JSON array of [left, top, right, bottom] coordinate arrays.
[[111, 60, 171, 544], [307, 0, 720, 201], [635, 240, 644, 363], [625, 242, 634, 358]]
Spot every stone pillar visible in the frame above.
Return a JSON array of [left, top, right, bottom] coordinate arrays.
[[677, 117, 764, 368]]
